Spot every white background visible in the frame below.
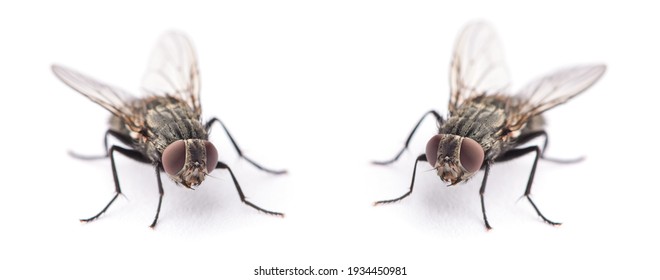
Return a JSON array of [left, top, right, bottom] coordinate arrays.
[[1, 1, 657, 279]]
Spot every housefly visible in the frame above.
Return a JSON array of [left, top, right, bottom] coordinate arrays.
[[373, 22, 605, 230], [53, 32, 286, 228]]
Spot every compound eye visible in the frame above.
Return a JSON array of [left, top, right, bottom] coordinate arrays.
[[459, 137, 484, 173], [204, 141, 218, 173], [162, 140, 186, 176], [425, 135, 443, 167]]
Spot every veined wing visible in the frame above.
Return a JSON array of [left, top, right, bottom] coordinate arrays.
[[516, 64, 606, 116], [142, 31, 202, 119], [449, 21, 510, 114], [52, 65, 144, 131]]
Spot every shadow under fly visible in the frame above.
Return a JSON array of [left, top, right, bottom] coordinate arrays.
[[373, 22, 605, 230], [52, 32, 286, 228]]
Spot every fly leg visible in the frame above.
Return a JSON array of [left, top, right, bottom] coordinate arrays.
[[214, 161, 284, 217], [479, 163, 493, 230], [69, 130, 133, 160], [516, 130, 583, 163], [374, 154, 427, 205], [80, 145, 150, 223], [372, 110, 444, 165], [150, 164, 164, 228], [495, 146, 561, 227], [205, 117, 286, 174]]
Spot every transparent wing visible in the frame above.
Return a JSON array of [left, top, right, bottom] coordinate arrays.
[[142, 31, 201, 118], [449, 21, 511, 114], [516, 64, 606, 116], [52, 64, 144, 130]]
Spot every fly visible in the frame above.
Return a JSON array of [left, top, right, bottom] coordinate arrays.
[[53, 32, 286, 228], [373, 22, 606, 230]]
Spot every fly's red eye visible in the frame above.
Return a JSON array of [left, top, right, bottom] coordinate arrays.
[[459, 137, 484, 173], [204, 141, 218, 173], [425, 135, 443, 167], [162, 140, 186, 176]]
